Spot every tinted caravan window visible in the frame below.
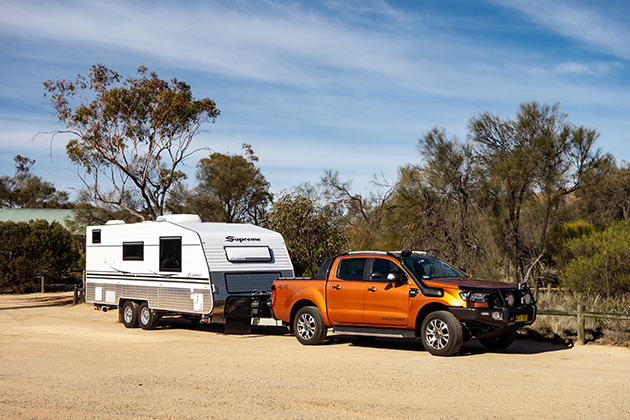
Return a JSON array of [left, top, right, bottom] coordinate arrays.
[[92, 229, 101, 244], [224, 246, 272, 262], [159, 237, 182, 272], [123, 242, 144, 261]]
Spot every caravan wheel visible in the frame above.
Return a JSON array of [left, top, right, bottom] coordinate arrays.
[[122, 301, 139, 328], [138, 302, 159, 330]]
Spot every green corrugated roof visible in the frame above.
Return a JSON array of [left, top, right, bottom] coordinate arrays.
[[0, 209, 78, 232]]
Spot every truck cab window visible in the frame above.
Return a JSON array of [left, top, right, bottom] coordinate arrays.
[[336, 258, 366, 281], [370, 258, 403, 281], [160, 237, 182, 272]]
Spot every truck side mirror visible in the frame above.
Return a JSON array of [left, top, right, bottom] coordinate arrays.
[[387, 272, 406, 284]]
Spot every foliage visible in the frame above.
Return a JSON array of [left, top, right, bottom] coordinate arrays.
[[0, 220, 81, 293], [64, 190, 145, 235], [267, 192, 348, 276], [398, 128, 485, 271], [43, 64, 220, 220], [387, 163, 495, 277], [574, 161, 630, 225], [181, 144, 272, 224], [320, 170, 396, 250], [549, 220, 597, 247], [0, 155, 70, 208], [558, 220, 630, 297], [468, 102, 604, 282]]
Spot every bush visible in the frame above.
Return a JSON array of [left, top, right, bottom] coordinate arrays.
[[558, 220, 630, 297], [0, 220, 81, 293], [267, 193, 347, 276]]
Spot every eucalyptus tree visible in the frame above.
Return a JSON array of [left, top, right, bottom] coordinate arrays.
[[0, 155, 69, 208], [184, 144, 272, 224], [267, 192, 348, 276], [44, 64, 220, 220]]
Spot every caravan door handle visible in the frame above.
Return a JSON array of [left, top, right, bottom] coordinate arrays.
[[331, 285, 342, 290], [367, 287, 377, 292]]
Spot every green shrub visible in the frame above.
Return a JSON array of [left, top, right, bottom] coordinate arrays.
[[0, 220, 81, 293], [559, 220, 630, 297]]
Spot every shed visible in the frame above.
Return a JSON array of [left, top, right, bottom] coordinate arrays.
[[0, 208, 78, 232]]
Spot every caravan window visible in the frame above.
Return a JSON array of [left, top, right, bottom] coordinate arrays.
[[92, 229, 101, 244], [123, 242, 144, 261], [159, 237, 182, 272], [224, 246, 272, 262]]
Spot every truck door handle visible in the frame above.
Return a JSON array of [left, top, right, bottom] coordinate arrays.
[[332, 285, 342, 290], [367, 287, 377, 292]]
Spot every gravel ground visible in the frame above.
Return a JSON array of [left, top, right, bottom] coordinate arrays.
[[1, 292, 629, 419]]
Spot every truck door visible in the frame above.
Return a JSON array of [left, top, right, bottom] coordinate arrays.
[[363, 258, 409, 327], [326, 257, 366, 325]]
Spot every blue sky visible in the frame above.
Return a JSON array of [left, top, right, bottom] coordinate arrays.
[[1, 0, 628, 197]]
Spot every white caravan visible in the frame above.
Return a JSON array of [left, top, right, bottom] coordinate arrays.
[[85, 214, 294, 333]]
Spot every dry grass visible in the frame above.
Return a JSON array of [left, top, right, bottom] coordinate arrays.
[[524, 290, 630, 346]]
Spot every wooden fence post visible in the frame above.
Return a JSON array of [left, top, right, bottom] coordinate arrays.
[[40, 276, 45, 293], [577, 304, 585, 345]]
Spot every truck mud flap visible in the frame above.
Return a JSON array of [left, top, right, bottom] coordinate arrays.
[[224, 296, 252, 334]]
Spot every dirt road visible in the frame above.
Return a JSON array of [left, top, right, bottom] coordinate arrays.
[[1, 293, 629, 419]]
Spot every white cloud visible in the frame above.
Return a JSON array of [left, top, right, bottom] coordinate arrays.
[[492, 0, 630, 59], [553, 61, 623, 76], [0, 0, 416, 87]]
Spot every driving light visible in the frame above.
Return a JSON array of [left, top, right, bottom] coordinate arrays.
[[506, 293, 516, 307], [522, 293, 533, 305], [492, 311, 503, 321]]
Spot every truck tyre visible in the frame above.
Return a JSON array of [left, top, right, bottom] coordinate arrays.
[[420, 310, 463, 356], [479, 330, 517, 351], [122, 300, 139, 328], [294, 306, 327, 345], [138, 302, 159, 330]]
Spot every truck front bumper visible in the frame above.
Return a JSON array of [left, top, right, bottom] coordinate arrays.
[[450, 305, 536, 328]]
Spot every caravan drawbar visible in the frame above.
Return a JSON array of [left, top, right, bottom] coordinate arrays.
[[85, 214, 294, 333]]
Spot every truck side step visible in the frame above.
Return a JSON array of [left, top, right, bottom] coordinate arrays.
[[332, 326, 416, 339]]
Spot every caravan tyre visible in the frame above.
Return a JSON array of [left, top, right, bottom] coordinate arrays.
[[294, 306, 327, 345], [122, 301, 139, 328], [139, 302, 159, 330]]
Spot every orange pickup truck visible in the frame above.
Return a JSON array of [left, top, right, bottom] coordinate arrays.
[[271, 251, 536, 356]]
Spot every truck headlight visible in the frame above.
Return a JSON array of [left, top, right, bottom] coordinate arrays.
[[459, 291, 488, 303]]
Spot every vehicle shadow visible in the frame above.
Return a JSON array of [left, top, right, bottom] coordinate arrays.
[[151, 318, 573, 355], [334, 334, 572, 356], [155, 316, 291, 337]]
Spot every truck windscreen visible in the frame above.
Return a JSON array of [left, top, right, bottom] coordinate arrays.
[[403, 256, 466, 280]]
